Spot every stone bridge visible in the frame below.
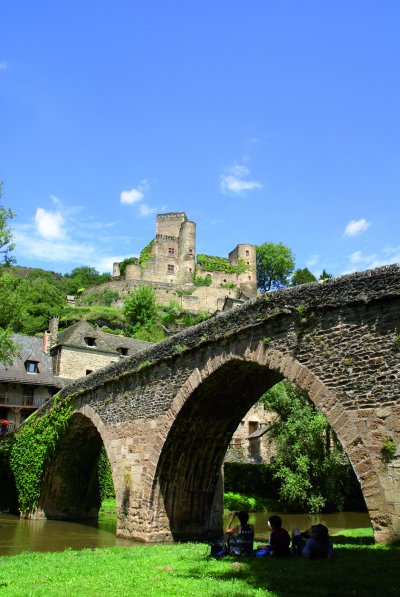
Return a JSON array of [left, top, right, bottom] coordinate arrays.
[[32, 265, 400, 543]]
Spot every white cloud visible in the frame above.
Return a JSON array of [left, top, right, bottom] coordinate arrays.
[[120, 188, 144, 205], [343, 247, 400, 274], [306, 254, 319, 267], [120, 179, 149, 205], [220, 163, 262, 194], [35, 208, 66, 239], [344, 218, 371, 237], [91, 254, 137, 273], [349, 250, 364, 264], [138, 204, 158, 217], [14, 229, 95, 264]]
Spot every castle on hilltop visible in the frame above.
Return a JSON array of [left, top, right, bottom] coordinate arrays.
[[109, 212, 257, 313]]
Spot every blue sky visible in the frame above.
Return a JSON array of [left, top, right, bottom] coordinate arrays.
[[1, 1, 399, 278]]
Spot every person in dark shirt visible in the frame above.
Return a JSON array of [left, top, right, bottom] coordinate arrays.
[[257, 515, 291, 557], [292, 524, 333, 559], [225, 511, 254, 556]]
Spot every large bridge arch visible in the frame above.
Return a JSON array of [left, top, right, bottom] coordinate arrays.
[[149, 342, 387, 541]]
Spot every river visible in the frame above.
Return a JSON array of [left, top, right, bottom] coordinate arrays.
[[0, 511, 371, 556]]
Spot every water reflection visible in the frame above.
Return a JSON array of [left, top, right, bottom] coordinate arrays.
[[237, 511, 371, 540], [0, 513, 134, 556], [0, 510, 371, 556]]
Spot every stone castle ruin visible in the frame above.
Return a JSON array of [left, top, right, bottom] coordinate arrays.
[[108, 212, 257, 313]]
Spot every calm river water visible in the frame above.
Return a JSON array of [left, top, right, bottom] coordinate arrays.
[[0, 511, 371, 556]]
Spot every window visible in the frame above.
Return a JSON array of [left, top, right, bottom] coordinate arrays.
[[85, 337, 96, 346], [189, 248, 193, 255], [246, 250, 249, 256], [248, 276, 251, 281], [167, 264, 175, 274], [117, 347, 128, 356], [25, 360, 39, 374], [168, 247, 175, 256]]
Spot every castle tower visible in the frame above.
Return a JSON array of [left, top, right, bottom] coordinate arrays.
[[178, 219, 196, 284], [228, 244, 257, 296], [154, 213, 196, 284]]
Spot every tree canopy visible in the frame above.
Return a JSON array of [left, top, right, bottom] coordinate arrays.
[[0, 182, 16, 266], [64, 266, 112, 294], [0, 182, 18, 364], [256, 242, 295, 291], [260, 381, 353, 513], [123, 286, 158, 335], [319, 269, 333, 280], [291, 267, 317, 286]]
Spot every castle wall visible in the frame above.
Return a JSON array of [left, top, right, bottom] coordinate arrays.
[[108, 212, 257, 312]]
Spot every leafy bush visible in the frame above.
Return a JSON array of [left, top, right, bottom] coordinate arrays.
[[224, 491, 279, 512], [197, 254, 248, 274], [259, 381, 360, 513], [97, 446, 115, 500], [224, 462, 280, 499], [194, 273, 212, 287]]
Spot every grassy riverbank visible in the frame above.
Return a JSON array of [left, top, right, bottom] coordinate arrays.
[[0, 530, 399, 596]]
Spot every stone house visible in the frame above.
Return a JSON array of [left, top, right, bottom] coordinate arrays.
[[0, 334, 64, 432], [46, 318, 152, 380], [0, 320, 152, 432], [226, 404, 276, 464]]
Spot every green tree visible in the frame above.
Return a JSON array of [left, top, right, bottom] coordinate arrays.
[[0, 182, 18, 364], [16, 276, 65, 335], [256, 242, 295, 291], [64, 266, 111, 294], [0, 182, 16, 266], [0, 272, 24, 330], [260, 381, 352, 513], [0, 328, 20, 366], [123, 286, 158, 335], [319, 269, 333, 281], [291, 267, 317, 286]]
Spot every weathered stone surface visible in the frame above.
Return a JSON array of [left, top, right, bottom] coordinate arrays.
[[33, 265, 400, 543]]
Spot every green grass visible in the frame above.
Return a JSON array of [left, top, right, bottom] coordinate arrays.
[[99, 498, 117, 515], [0, 536, 399, 596]]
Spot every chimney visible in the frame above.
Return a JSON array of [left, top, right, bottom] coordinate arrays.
[[43, 330, 51, 354], [48, 316, 59, 348]]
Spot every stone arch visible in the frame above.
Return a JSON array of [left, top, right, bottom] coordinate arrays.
[[36, 408, 112, 521], [149, 340, 381, 541]]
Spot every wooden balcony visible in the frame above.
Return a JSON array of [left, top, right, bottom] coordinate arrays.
[[0, 394, 47, 409]]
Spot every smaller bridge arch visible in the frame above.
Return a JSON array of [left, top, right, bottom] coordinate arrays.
[[34, 408, 111, 521]]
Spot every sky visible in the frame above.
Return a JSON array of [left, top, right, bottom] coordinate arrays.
[[1, 0, 399, 279]]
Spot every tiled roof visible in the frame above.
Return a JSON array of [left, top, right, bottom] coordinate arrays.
[[54, 320, 153, 356], [0, 335, 65, 387]]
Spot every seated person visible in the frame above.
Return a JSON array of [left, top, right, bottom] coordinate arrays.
[[225, 511, 254, 556], [257, 515, 291, 557], [292, 524, 334, 559]]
